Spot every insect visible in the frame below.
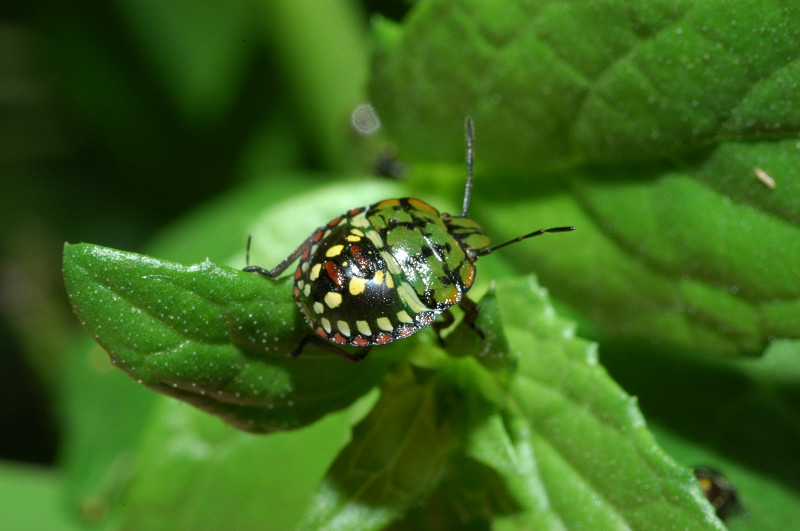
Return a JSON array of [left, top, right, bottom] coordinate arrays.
[[245, 117, 574, 361], [694, 466, 743, 522]]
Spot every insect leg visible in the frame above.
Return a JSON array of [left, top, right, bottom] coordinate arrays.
[[243, 232, 319, 278], [432, 309, 455, 345], [290, 335, 371, 363], [458, 295, 485, 340]]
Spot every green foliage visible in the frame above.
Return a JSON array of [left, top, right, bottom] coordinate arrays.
[[63, 238, 722, 528], [7, 0, 800, 529], [0, 463, 83, 531], [62, 243, 395, 433], [371, 0, 800, 356]]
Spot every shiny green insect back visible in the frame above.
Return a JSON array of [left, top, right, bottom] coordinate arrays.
[[290, 197, 490, 347], [245, 117, 574, 356]]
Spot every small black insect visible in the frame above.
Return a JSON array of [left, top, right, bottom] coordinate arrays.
[[694, 466, 743, 522]]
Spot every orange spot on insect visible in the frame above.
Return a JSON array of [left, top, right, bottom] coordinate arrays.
[[439, 285, 460, 306], [462, 264, 476, 288], [407, 198, 438, 215], [327, 216, 342, 227], [374, 333, 392, 344], [311, 229, 324, 242], [293, 285, 300, 297], [352, 336, 369, 346], [332, 333, 347, 344], [315, 327, 327, 338], [294, 267, 303, 280], [348, 207, 365, 216], [396, 325, 415, 338], [325, 261, 345, 288], [350, 245, 371, 272], [376, 198, 401, 208]]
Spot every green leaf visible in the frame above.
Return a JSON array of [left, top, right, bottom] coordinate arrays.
[[299, 277, 722, 529], [370, 0, 800, 356], [0, 463, 84, 530], [59, 176, 407, 526], [58, 336, 155, 526], [299, 369, 454, 530], [62, 242, 394, 433], [494, 277, 722, 529], [119, 395, 374, 531], [59, 177, 407, 529], [370, 0, 689, 169], [652, 422, 800, 530], [56, 176, 379, 525], [63, 236, 724, 527], [372, 0, 800, 168], [600, 338, 800, 527]]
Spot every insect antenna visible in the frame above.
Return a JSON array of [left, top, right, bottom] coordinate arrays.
[[461, 116, 475, 217], [478, 226, 575, 257]]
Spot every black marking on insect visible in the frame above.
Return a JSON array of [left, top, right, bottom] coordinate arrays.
[[245, 117, 574, 361]]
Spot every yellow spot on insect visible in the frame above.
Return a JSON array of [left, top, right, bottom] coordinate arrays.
[[376, 317, 393, 331], [349, 277, 366, 296], [301, 261, 309, 273], [337, 320, 351, 336], [351, 228, 365, 237], [373, 269, 385, 285], [397, 311, 413, 324], [346, 234, 362, 242], [324, 291, 342, 308], [309, 263, 322, 281], [356, 320, 371, 336], [397, 282, 431, 314], [296, 280, 305, 290], [754, 167, 776, 189], [321, 317, 332, 333], [385, 273, 395, 288], [379, 249, 403, 275], [350, 212, 371, 229], [303, 284, 311, 297], [365, 229, 385, 250], [313, 302, 324, 314], [326, 245, 344, 257]]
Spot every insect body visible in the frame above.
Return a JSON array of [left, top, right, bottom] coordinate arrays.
[[246, 118, 574, 360], [294, 197, 489, 347]]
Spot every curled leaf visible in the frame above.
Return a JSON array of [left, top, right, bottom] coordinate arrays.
[[63, 243, 393, 433]]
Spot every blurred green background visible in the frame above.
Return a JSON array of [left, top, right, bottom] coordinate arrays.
[[1, 0, 407, 467], [1, 5, 419, 527]]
